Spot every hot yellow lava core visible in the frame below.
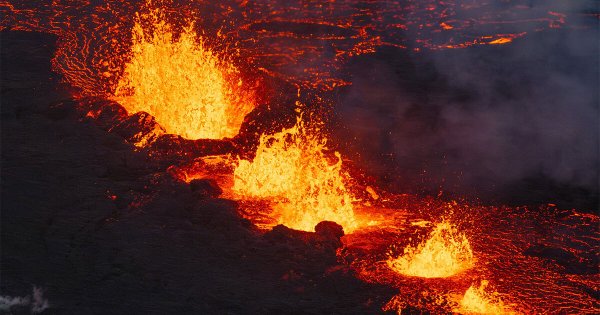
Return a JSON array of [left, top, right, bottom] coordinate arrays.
[[457, 280, 517, 314], [232, 113, 358, 232], [387, 220, 474, 278], [114, 8, 254, 140]]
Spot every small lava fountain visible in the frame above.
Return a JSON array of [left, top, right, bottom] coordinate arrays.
[[457, 280, 517, 315], [113, 7, 254, 140], [233, 110, 358, 232], [386, 221, 474, 278]]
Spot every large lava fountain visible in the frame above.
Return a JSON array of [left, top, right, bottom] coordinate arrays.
[[114, 8, 255, 140]]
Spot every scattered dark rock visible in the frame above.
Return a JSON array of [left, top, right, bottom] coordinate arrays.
[[80, 98, 129, 130], [189, 199, 244, 229], [264, 221, 345, 266], [147, 135, 237, 163], [189, 178, 223, 199], [313, 221, 345, 253], [110, 111, 165, 145], [233, 100, 297, 156], [315, 221, 345, 240], [264, 224, 307, 243]]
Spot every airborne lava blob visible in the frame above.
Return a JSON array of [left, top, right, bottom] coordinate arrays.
[[114, 8, 254, 140], [387, 221, 474, 278], [233, 111, 358, 232]]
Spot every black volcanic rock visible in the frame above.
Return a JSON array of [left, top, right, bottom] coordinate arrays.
[[189, 178, 223, 199], [233, 101, 297, 156], [314, 221, 345, 254], [264, 221, 346, 266], [79, 98, 129, 130], [45, 99, 79, 121], [110, 111, 165, 145], [315, 221, 345, 239], [264, 224, 310, 243], [524, 243, 598, 275], [147, 134, 237, 163]]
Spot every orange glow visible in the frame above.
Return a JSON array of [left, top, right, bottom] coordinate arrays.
[[457, 280, 517, 314], [113, 7, 254, 140], [232, 111, 358, 232], [387, 221, 474, 278]]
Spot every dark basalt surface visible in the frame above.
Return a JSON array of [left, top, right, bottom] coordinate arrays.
[[0, 31, 394, 314]]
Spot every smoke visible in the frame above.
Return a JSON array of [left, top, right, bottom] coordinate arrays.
[[0, 295, 30, 311], [0, 286, 50, 314], [336, 1, 599, 206]]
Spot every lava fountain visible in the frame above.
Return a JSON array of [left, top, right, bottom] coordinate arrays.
[[386, 221, 474, 278], [233, 110, 358, 232], [113, 7, 255, 140], [457, 280, 518, 315]]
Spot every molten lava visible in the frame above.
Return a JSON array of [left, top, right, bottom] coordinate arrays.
[[457, 280, 517, 315], [113, 8, 254, 140], [232, 111, 358, 232], [386, 221, 474, 278]]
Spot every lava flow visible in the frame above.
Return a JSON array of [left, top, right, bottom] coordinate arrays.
[[233, 109, 358, 232], [113, 7, 255, 140]]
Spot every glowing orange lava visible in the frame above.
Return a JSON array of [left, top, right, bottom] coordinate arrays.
[[386, 221, 474, 278], [489, 37, 513, 45], [232, 110, 358, 232], [113, 7, 254, 140], [457, 280, 518, 314]]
